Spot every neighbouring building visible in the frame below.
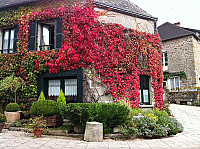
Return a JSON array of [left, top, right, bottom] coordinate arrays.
[[0, 0, 161, 108], [158, 22, 200, 105]]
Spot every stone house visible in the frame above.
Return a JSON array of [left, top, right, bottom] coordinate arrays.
[[158, 22, 200, 105], [0, 0, 159, 107]]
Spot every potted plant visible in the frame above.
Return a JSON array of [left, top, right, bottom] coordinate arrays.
[[4, 103, 20, 123], [0, 114, 6, 132], [30, 99, 63, 127], [25, 116, 48, 137]]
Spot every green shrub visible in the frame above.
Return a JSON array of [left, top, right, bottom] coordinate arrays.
[[38, 91, 45, 101], [0, 114, 6, 122], [131, 108, 147, 116], [65, 103, 132, 134], [57, 89, 66, 116], [57, 89, 66, 105], [120, 127, 138, 137], [30, 100, 57, 116], [171, 118, 184, 133], [5, 103, 20, 112], [134, 117, 167, 138], [155, 111, 179, 135]]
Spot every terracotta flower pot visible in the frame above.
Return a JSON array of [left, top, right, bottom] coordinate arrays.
[[33, 128, 44, 137], [4, 111, 19, 123], [17, 111, 22, 120], [0, 123, 5, 132]]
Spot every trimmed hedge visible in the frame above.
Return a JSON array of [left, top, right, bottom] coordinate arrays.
[[65, 103, 132, 134], [30, 100, 57, 116], [5, 103, 20, 112]]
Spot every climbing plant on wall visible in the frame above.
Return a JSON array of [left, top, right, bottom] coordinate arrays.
[[0, 0, 164, 109]]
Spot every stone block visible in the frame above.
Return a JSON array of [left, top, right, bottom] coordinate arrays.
[[84, 122, 103, 142]]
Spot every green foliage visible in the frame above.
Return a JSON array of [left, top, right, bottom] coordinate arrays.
[[171, 118, 184, 133], [30, 100, 57, 116], [131, 108, 183, 138], [134, 117, 167, 138], [0, 114, 6, 122], [5, 103, 20, 112], [38, 91, 45, 101], [57, 89, 66, 105], [164, 71, 187, 80], [65, 103, 132, 134], [24, 115, 48, 134], [0, 74, 25, 103], [119, 127, 138, 137], [57, 90, 66, 116]]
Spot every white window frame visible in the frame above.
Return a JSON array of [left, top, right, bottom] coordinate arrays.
[[170, 76, 180, 91], [162, 52, 168, 71], [2, 28, 14, 54]]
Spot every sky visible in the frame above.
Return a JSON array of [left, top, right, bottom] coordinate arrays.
[[130, 0, 200, 30]]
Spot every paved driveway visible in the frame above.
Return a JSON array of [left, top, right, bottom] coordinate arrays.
[[1, 104, 200, 149]]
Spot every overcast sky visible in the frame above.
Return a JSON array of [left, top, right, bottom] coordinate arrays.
[[130, 0, 200, 30]]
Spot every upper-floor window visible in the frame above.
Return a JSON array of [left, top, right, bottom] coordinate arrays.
[[29, 19, 62, 51], [40, 23, 55, 51], [162, 52, 168, 71], [2, 28, 14, 54]]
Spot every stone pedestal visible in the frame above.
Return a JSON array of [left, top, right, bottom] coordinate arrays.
[[84, 122, 103, 142]]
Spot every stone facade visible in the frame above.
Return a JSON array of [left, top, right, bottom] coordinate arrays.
[[95, 8, 155, 34], [162, 35, 200, 103], [162, 35, 200, 89]]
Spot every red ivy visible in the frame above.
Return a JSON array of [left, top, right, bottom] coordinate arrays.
[[15, 1, 164, 109]]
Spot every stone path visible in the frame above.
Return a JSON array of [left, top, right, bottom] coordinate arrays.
[[1, 104, 200, 149]]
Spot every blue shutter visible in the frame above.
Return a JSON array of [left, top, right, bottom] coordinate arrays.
[[28, 22, 37, 51], [55, 19, 63, 49], [13, 24, 19, 53]]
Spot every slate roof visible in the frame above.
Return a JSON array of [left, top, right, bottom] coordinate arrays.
[[158, 22, 200, 41], [0, 0, 157, 21]]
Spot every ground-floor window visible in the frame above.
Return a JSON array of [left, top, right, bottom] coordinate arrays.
[[140, 75, 150, 105], [170, 77, 180, 90], [38, 69, 83, 103]]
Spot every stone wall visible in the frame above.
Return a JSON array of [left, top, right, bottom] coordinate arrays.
[[167, 91, 198, 105], [95, 8, 155, 34], [162, 35, 200, 88]]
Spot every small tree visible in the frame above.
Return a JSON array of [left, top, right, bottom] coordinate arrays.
[[0, 74, 25, 103], [57, 89, 66, 105], [38, 91, 45, 101]]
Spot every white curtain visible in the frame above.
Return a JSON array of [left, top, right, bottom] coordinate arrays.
[[48, 80, 60, 96], [65, 79, 77, 96]]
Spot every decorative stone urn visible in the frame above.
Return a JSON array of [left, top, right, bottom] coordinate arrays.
[[4, 111, 19, 123]]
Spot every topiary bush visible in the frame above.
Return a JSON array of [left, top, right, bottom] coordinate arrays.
[[5, 103, 20, 112], [38, 91, 45, 101], [0, 114, 6, 122], [65, 103, 132, 134], [30, 100, 57, 116]]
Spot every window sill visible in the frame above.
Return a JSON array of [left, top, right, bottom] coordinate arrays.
[[140, 105, 154, 108]]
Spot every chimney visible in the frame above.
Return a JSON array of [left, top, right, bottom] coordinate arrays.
[[173, 22, 181, 26]]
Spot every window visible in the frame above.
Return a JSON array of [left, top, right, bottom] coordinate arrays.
[[2, 29, 14, 53], [40, 23, 55, 51], [140, 75, 150, 105], [170, 77, 180, 90], [38, 69, 83, 103], [28, 19, 62, 51], [162, 52, 168, 71], [48, 79, 60, 100]]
